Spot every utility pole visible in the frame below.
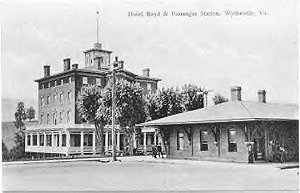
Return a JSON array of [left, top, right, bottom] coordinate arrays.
[[111, 58, 119, 162]]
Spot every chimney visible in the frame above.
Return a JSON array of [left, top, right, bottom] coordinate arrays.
[[94, 43, 102, 49], [63, 58, 71, 71], [142, 68, 150, 77], [119, 61, 124, 70], [230, 86, 242, 101], [44, 65, 50, 77], [258, 89, 266, 103], [72, 64, 78, 69]]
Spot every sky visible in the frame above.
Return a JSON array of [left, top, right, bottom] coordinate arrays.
[[0, 0, 298, 112]]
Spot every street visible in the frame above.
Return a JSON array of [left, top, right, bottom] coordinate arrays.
[[2, 156, 299, 192]]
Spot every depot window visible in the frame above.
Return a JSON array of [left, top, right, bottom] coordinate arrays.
[[177, 132, 184, 150], [200, 130, 208, 151], [228, 128, 237, 152]]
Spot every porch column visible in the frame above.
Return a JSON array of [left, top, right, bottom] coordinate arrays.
[[144, 132, 147, 151], [59, 132, 62, 147], [51, 132, 54, 147], [37, 133, 40, 147], [117, 132, 120, 151], [154, 132, 157, 145], [133, 133, 137, 148], [80, 131, 84, 155], [25, 133, 28, 148], [44, 132, 47, 149], [92, 131, 96, 155], [105, 132, 109, 152], [264, 127, 268, 160], [66, 131, 70, 156]]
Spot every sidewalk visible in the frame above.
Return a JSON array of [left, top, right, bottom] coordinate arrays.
[[3, 155, 298, 170]]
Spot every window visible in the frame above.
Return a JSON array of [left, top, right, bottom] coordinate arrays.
[[147, 83, 152, 91], [46, 134, 52, 146], [54, 94, 57, 105], [200, 130, 209, 151], [46, 114, 50, 124], [48, 82, 51, 88], [56, 79, 62, 86], [67, 111, 71, 123], [40, 114, 43, 124], [228, 128, 237, 152], [62, 134, 66, 146], [40, 134, 44, 146], [69, 77, 72, 84], [82, 77, 88, 85], [84, 133, 93, 146], [53, 113, 57, 125], [67, 92, 71, 103], [60, 93, 63, 104], [177, 132, 184, 150], [27, 134, 31, 146], [41, 97, 44, 107], [70, 133, 81, 147], [59, 112, 63, 123], [96, 78, 101, 86], [46, 96, 50, 105], [32, 135, 37, 146]]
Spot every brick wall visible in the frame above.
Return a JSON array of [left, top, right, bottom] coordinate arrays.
[[169, 123, 249, 162]]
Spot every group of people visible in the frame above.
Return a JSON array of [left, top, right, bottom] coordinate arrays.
[[151, 143, 164, 158]]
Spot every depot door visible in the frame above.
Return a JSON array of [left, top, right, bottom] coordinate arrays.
[[254, 137, 265, 160]]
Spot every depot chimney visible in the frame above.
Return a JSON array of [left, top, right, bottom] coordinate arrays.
[[258, 89, 266, 103], [142, 68, 150, 77], [230, 86, 242, 101], [63, 58, 71, 71], [44, 65, 50, 77]]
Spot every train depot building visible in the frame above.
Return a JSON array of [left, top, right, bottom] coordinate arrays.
[[140, 87, 298, 163]]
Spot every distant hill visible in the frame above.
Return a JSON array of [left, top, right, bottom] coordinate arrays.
[[2, 120, 39, 150], [1, 98, 37, 122]]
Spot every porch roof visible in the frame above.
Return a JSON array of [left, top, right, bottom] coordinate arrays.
[[139, 101, 298, 126]]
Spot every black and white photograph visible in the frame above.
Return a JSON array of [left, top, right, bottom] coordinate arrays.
[[1, 0, 298, 192]]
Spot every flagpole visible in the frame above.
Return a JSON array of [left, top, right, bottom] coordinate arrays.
[[96, 11, 99, 43]]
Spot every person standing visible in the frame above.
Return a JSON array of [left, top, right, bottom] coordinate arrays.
[[151, 144, 157, 158], [157, 143, 164, 158]]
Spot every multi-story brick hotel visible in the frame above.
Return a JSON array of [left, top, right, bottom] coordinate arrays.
[[25, 42, 161, 156]]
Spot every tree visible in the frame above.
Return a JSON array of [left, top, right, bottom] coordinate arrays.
[[26, 106, 36, 121], [77, 85, 107, 155], [9, 130, 26, 161], [104, 80, 147, 155], [2, 141, 9, 161], [9, 102, 27, 160], [213, 93, 228, 105], [14, 102, 27, 131], [181, 84, 204, 111], [146, 87, 184, 153]]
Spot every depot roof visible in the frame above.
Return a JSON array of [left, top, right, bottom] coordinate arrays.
[[139, 101, 298, 126]]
